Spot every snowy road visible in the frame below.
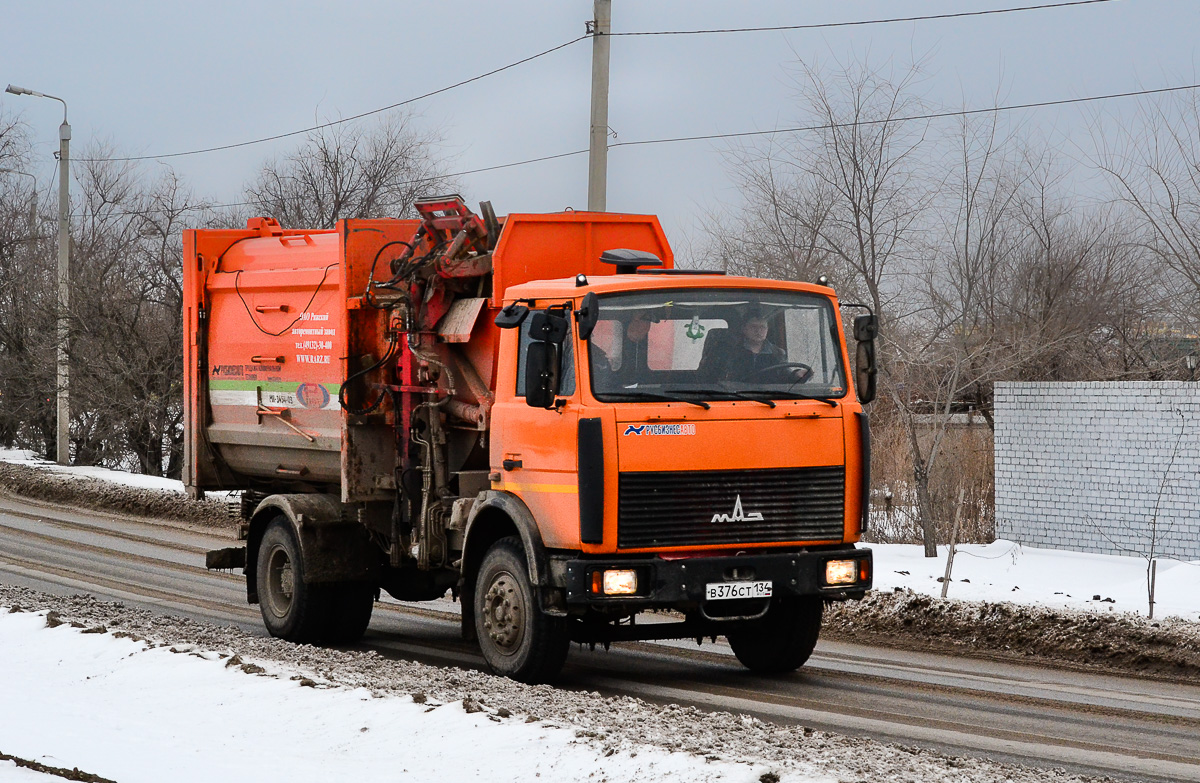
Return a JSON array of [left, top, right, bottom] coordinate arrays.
[[2, 492, 1200, 782]]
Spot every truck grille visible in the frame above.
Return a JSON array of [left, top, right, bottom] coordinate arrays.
[[617, 466, 845, 549]]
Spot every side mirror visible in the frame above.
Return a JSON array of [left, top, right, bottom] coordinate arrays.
[[575, 292, 599, 341], [525, 342, 560, 409], [853, 314, 878, 342], [495, 303, 528, 330], [854, 320, 877, 405], [528, 311, 568, 344]]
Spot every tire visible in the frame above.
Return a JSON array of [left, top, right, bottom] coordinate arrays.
[[256, 517, 329, 643], [474, 536, 569, 684], [726, 596, 823, 674], [257, 517, 376, 645], [321, 582, 375, 645]]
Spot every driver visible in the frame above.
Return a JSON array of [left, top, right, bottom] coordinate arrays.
[[716, 306, 812, 383]]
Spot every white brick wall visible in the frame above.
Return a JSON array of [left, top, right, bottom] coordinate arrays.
[[994, 382, 1200, 559]]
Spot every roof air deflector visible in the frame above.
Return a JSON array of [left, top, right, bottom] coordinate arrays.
[[599, 248, 664, 274]]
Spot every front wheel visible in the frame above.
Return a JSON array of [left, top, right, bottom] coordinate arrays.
[[474, 537, 569, 684], [726, 596, 823, 673]]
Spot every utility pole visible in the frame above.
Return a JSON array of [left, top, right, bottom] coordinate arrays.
[[6, 84, 70, 465], [587, 0, 611, 212]]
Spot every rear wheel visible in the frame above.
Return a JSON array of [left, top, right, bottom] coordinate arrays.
[[726, 596, 823, 673], [321, 582, 375, 645], [257, 517, 327, 643], [256, 517, 374, 644], [474, 537, 569, 684]]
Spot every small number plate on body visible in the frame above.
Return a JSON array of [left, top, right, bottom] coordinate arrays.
[[705, 581, 773, 601]]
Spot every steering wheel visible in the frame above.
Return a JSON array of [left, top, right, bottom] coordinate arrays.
[[750, 362, 813, 382]]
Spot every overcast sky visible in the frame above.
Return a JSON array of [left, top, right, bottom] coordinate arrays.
[[2, 1, 1196, 257]]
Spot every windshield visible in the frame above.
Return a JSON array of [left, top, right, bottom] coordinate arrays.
[[587, 289, 847, 403]]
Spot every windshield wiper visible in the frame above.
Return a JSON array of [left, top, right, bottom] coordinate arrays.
[[771, 390, 839, 407], [616, 390, 711, 410], [665, 387, 776, 408]]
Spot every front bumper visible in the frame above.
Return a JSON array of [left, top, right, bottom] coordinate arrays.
[[555, 547, 872, 609]]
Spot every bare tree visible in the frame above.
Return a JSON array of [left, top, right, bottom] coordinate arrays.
[[703, 144, 835, 282], [1095, 89, 1200, 321], [245, 113, 458, 229], [787, 57, 936, 321], [65, 143, 222, 475], [709, 56, 936, 317], [0, 113, 57, 453]]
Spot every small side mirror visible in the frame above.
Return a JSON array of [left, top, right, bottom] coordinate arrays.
[[853, 314, 878, 342], [495, 304, 528, 329], [528, 311, 568, 344], [575, 292, 599, 341], [855, 339, 877, 404], [525, 342, 560, 409]]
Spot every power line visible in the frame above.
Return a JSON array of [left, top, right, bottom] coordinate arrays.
[[75, 2, 1117, 166], [609, 82, 1200, 149], [71, 2, 1118, 165], [609, 0, 1120, 36], [71, 80, 1199, 220], [78, 35, 589, 163]]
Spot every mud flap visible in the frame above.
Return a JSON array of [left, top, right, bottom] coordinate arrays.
[[205, 547, 246, 570]]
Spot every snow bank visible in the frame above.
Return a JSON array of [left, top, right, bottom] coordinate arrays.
[[0, 448, 186, 494]]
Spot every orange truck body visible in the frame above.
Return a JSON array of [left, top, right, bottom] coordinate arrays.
[[187, 199, 872, 682]]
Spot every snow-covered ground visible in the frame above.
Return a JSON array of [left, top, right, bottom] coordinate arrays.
[[0, 609, 786, 783], [872, 540, 1200, 623]]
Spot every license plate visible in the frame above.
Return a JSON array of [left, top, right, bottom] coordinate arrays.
[[705, 581, 773, 601]]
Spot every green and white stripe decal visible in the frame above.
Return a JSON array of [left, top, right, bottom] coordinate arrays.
[[209, 380, 342, 411]]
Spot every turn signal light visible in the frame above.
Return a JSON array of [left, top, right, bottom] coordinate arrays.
[[825, 559, 858, 586], [592, 569, 638, 595]]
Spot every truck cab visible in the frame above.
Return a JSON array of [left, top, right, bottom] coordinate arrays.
[[474, 270, 872, 678]]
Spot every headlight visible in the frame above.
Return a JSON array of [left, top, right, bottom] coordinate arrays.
[[825, 559, 858, 586], [593, 569, 638, 595]]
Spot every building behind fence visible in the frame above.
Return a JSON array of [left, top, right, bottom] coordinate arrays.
[[994, 382, 1200, 560]]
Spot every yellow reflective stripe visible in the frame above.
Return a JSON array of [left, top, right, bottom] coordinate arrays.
[[496, 482, 579, 494]]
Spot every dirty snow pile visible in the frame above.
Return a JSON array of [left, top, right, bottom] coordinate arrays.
[[0, 450, 230, 528], [0, 586, 1120, 783]]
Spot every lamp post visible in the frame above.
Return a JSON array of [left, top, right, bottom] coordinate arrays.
[[6, 84, 70, 465]]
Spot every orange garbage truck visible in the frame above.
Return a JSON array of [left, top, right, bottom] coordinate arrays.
[[189, 196, 875, 683]]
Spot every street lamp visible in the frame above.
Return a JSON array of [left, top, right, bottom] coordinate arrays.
[[6, 84, 71, 465]]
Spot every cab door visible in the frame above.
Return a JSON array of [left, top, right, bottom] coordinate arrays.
[[490, 307, 582, 549]]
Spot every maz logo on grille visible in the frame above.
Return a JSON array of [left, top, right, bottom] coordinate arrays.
[[711, 494, 764, 524]]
